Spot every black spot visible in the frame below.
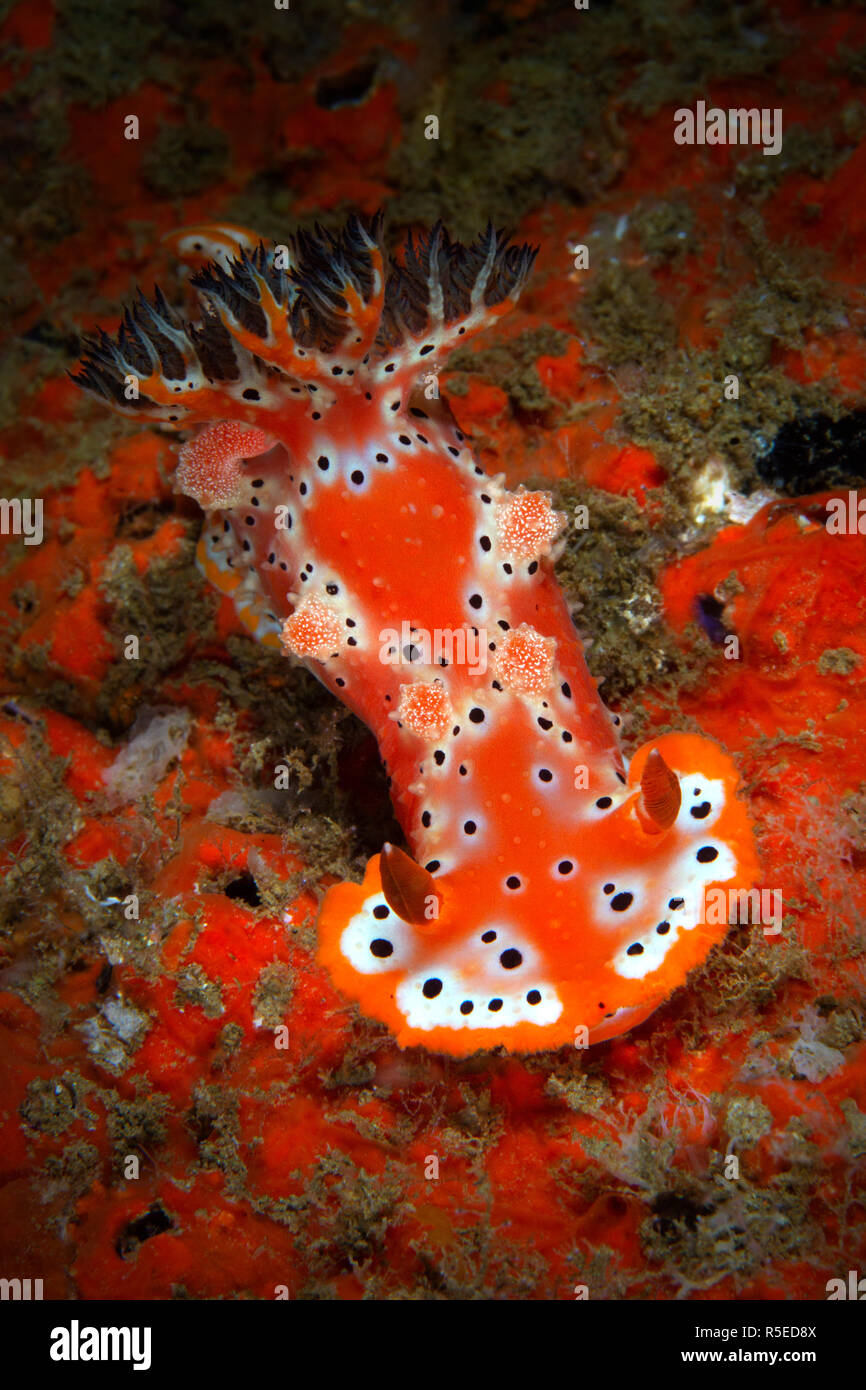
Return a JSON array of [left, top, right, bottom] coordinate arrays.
[[695, 593, 730, 645], [422, 978, 442, 998], [596, 796, 612, 809], [528, 561, 538, 575], [225, 873, 261, 907], [691, 801, 712, 819], [370, 939, 393, 958], [376, 452, 388, 463], [562, 731, 573, 743], [603, 882, 614, 894], [434, 750, 445, 766], [755, 409, 866, 494], [651, 1190, 714, 1237], [526, 990, 541, 1005], [626, 943, 644, 956], [561, 683, 572, 698], [314, 55, 377, 107], [326, 582, 339, 595], [502, 563, 513, 575], [500, 948, 522, 969], [469, 593, 483, 610], [656, 921, 671, 935], [115, 1203, 173, 1259], [538, 768, 553, 783], [421, 810, 432, 828], [488, 998, 503, 1012], [425, 860, 440, 873], [537, 717, 553, 731], [336, 677, 345, 687], [459, 764, 468, 776], [242, 388, 260, 401], [460, 1000, 474, 1015], [558, 860, 573, 875], [245, 515, 255, 526], [464, 820, 477, 835], [669, 897, 685, 910], [611, 892, 634, 911], [351, 470, 365, 486], [398, 434, 411, 446], [616, 771, 627, 784], [697, 846, 718, 863], [480, 535, 491, 551], [317, 455, 330, 470], [481, 929, 497, 943], [506, 875, 521, 890], [498, 619, 510, 630], [373, 904, 390, 919], [469, 707, 484, 724]]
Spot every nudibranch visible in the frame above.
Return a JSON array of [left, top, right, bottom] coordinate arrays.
[[74, 213, 759, 1054]]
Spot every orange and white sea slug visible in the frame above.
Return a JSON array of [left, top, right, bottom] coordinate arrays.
[[73, 212, 759, 1055]]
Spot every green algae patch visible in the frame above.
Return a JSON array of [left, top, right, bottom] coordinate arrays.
[[446, 327, 571, 415], [818, 647, 860, 676], [552, 482, 712, 707], [141, 120, 230, 199]]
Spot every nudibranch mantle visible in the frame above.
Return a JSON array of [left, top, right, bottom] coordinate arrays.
[[74, 212, 759, 1055]]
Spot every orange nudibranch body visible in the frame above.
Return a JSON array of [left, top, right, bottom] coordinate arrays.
[[161, 222, 260, 270], [74, 214, 759, 1055]]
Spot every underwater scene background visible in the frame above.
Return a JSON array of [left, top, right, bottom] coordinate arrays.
[[1, 0, 865, 1302]]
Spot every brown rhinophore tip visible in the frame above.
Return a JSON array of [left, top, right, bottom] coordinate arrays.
[[638, 749, 681, 832], [380, 843, 441, 925]]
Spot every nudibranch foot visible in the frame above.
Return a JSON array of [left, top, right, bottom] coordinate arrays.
[[318, 733, 758, 1054]]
